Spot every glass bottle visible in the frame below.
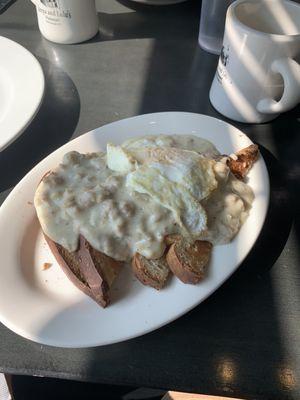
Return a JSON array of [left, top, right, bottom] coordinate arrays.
[[198, 0, 235, 55]]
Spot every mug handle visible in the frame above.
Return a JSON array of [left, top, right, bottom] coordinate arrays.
[[257, 58, 300, 114]]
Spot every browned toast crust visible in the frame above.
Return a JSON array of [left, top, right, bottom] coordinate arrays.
[[44, 234, 122, 307], [166, 240, 212, 284], [132, 253, 170, 290], [227, 144, 259, 180]]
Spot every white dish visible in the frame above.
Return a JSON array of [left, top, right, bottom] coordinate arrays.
[[0, 36, 45, 151], [0, 112, 269, 348]]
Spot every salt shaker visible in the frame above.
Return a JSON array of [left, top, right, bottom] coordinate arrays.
[[198, 0, 234, 55]]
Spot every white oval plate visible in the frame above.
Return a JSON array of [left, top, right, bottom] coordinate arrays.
[[0, 36, 45, 151], [0, 112, 269, 348]]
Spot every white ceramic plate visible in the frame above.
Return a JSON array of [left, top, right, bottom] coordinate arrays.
[[0, 112, 269, 348], [0, 36, 45, 151]]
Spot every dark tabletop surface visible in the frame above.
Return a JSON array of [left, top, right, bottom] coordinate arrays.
[[0, 1, 299, 399]]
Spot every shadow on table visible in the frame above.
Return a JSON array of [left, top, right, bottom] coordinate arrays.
[[0, 57, 80, 192], [94, 0, 215, 114], [116, 0, 194, 11], [268, 107, 300, 259], [10, 375, 138, 400], [97, 0, 198, 41], [94, 0, 217, 115]]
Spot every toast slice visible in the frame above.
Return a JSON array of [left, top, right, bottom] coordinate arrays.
[[227, 144, 259, 180], [45, 234, 123, 307], [166, 240, 212, 284], [132, 252, 170, 290]]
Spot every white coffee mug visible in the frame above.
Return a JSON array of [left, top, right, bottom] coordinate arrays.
[[31, 0, 99, 44], [209, 0, 300, 123]]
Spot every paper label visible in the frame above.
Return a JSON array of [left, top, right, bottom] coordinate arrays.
[[37, 0, 71, 25]]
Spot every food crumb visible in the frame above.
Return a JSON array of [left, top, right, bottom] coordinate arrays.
[[42, 262, 52, 271], [27, 201, 33, 205]]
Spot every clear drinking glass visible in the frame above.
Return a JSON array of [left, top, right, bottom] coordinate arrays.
[[198, 0, 234, 55]]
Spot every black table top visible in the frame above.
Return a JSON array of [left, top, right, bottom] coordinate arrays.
[[0, 1, 299, 399]]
